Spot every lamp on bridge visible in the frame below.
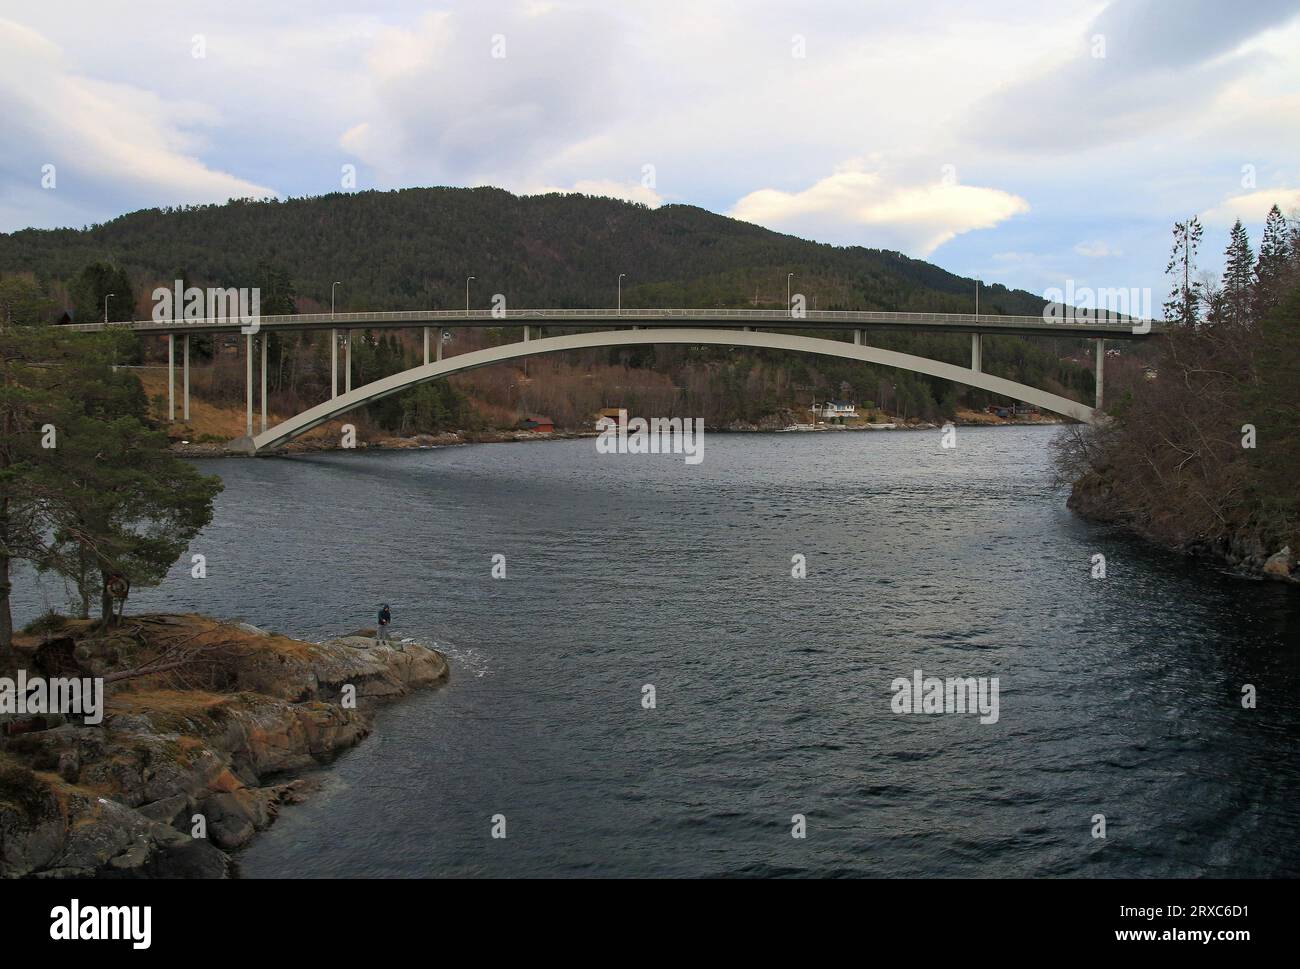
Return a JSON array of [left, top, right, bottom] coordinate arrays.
[[103, 293, 114, 324], [466, 276, 475, 314], [331, 281, 342, 317]]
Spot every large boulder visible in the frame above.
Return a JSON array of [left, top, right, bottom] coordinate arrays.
[[1263, 546, 1294, 579]]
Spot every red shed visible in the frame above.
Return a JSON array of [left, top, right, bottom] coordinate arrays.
[[521, 415, 555, 433]]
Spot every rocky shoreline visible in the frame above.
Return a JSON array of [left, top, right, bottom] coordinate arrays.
[[0, 614, 449, 878], [1067, 469, 1298, 585]]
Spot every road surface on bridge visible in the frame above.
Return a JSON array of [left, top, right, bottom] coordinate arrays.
[[63, 306, 1159, 340]]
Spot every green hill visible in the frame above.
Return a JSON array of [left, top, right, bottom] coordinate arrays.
[[1, 187, 1052, 315], [0, 187, 1096, 430]]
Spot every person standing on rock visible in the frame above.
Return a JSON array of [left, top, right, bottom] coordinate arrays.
[[376, 603, 392, 645]]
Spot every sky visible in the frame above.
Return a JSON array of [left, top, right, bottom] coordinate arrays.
[[1, 0, 1298, 303]]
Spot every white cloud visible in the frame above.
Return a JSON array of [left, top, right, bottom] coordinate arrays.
[[1202, 186, 1300, 225], [966, 0, 1300, 153], [339, 7, 627, 189], [0, 17, 275, 230], [1074, 241, 1123, 258], [730, 162, 1030, 255]]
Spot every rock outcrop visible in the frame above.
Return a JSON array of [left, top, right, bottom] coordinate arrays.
[[0, 616, 448, 878]]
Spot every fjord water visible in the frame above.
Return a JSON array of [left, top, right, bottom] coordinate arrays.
[[41, 427, 1300, 876]]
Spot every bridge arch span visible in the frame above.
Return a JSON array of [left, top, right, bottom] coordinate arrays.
[[236, 327, 1095, 453]]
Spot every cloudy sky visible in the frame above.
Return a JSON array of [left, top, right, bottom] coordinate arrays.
[[2, 0, 1298, 301]]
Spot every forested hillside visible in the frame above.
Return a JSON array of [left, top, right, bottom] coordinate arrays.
[[1056, 205, 1300, 575], [0, 187, 1098, 432]]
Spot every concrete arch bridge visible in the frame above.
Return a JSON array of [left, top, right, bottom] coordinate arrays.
[[65, 307, 1156, 452]]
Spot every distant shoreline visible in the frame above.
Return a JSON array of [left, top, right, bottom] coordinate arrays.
[[172, 414, 1068, 458]]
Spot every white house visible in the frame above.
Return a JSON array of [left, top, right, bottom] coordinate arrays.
[[810, 400, 858, 423]]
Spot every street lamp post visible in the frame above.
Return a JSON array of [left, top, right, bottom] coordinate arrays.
[[103, 293, 114, 324], [975, 279, 980, 317], [618, 273, 626, 314], [331, 281, 342, 316], [466, 276, 475, 314], [787, 273, 794, 317]]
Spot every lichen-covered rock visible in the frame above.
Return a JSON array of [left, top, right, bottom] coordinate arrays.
[[0, 615, 449, 878], [47, 792, 154, 872], [0, 761, 66, 877], [137, 792, 189, 826]]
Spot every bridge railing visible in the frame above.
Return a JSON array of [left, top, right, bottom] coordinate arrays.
[[63, 306, 1156, 334]]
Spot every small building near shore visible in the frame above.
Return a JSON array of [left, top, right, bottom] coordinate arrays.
[[810, 400, 858, 424], [520, 415, 555, 433]]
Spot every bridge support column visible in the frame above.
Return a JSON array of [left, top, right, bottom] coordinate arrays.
[[436, 331, 443, 362], [971, 333, 982, 373], [1095, 338, 1105, 409], [245, 333, 253, 437], [423, 326, 430, 365], [345, 330, 352, 394], [854, 329, 862, 345], [183, 335, 190, 421], [330, 329, 338, 399], [167, 335, 175, 421], [260, 331, 268, 434], [523, 325, 530, 342]]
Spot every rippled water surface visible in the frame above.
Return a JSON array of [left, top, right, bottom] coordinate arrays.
[[20, 427, 1299, 877]]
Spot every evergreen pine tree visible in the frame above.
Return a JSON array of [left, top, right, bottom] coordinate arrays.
[[1253, 204, 1290, 317], [1163, 217, 1204, 326], [1221, 219, 1254, 327], [71, 262, 135, 323]]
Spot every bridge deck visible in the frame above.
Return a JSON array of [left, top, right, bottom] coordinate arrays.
[[63, 307, 1159, 339]]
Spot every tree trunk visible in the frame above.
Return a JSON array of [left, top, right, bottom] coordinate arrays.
[[99, 570, 115, 629], [0, 545, 13, 654], [76, 547, 93, 619]]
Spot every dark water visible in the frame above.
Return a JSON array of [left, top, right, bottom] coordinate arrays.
[[17, 427, 1300, 877]]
